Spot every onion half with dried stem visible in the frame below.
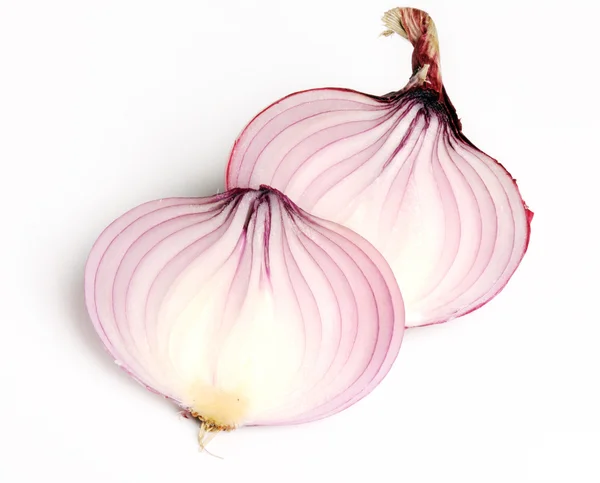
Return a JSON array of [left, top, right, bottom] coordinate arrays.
[[226, 7, 533, 327]]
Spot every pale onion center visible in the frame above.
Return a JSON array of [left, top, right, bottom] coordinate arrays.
[[165, 272, 303, 428], [334, 122, 444, 317]]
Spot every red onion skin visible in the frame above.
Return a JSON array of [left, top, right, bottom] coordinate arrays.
[[225, 7, 533, 327], [394, 7, 443, 95]]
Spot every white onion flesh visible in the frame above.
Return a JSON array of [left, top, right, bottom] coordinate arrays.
[[85, 187, 404, 430], [226, 11, 532, 327]]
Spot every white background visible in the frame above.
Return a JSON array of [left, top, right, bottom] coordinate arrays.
[[1, 0, 598, 481]]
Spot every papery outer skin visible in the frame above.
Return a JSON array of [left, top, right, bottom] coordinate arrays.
[[85, 187, 404, 427], [225, 8, 532, 328], [382, 7, 443, 95]]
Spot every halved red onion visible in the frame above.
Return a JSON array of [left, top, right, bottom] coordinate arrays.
[[85, 186, 404, 442], [226, 7, 533, 327]]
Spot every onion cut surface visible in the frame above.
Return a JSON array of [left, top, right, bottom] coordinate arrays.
[[226, 8, 533, 327], [85, 187, 404, 437]]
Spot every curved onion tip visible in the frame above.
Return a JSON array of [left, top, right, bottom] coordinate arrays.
[[84, 186, 404, 431], [226, 7, 533, 328]]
